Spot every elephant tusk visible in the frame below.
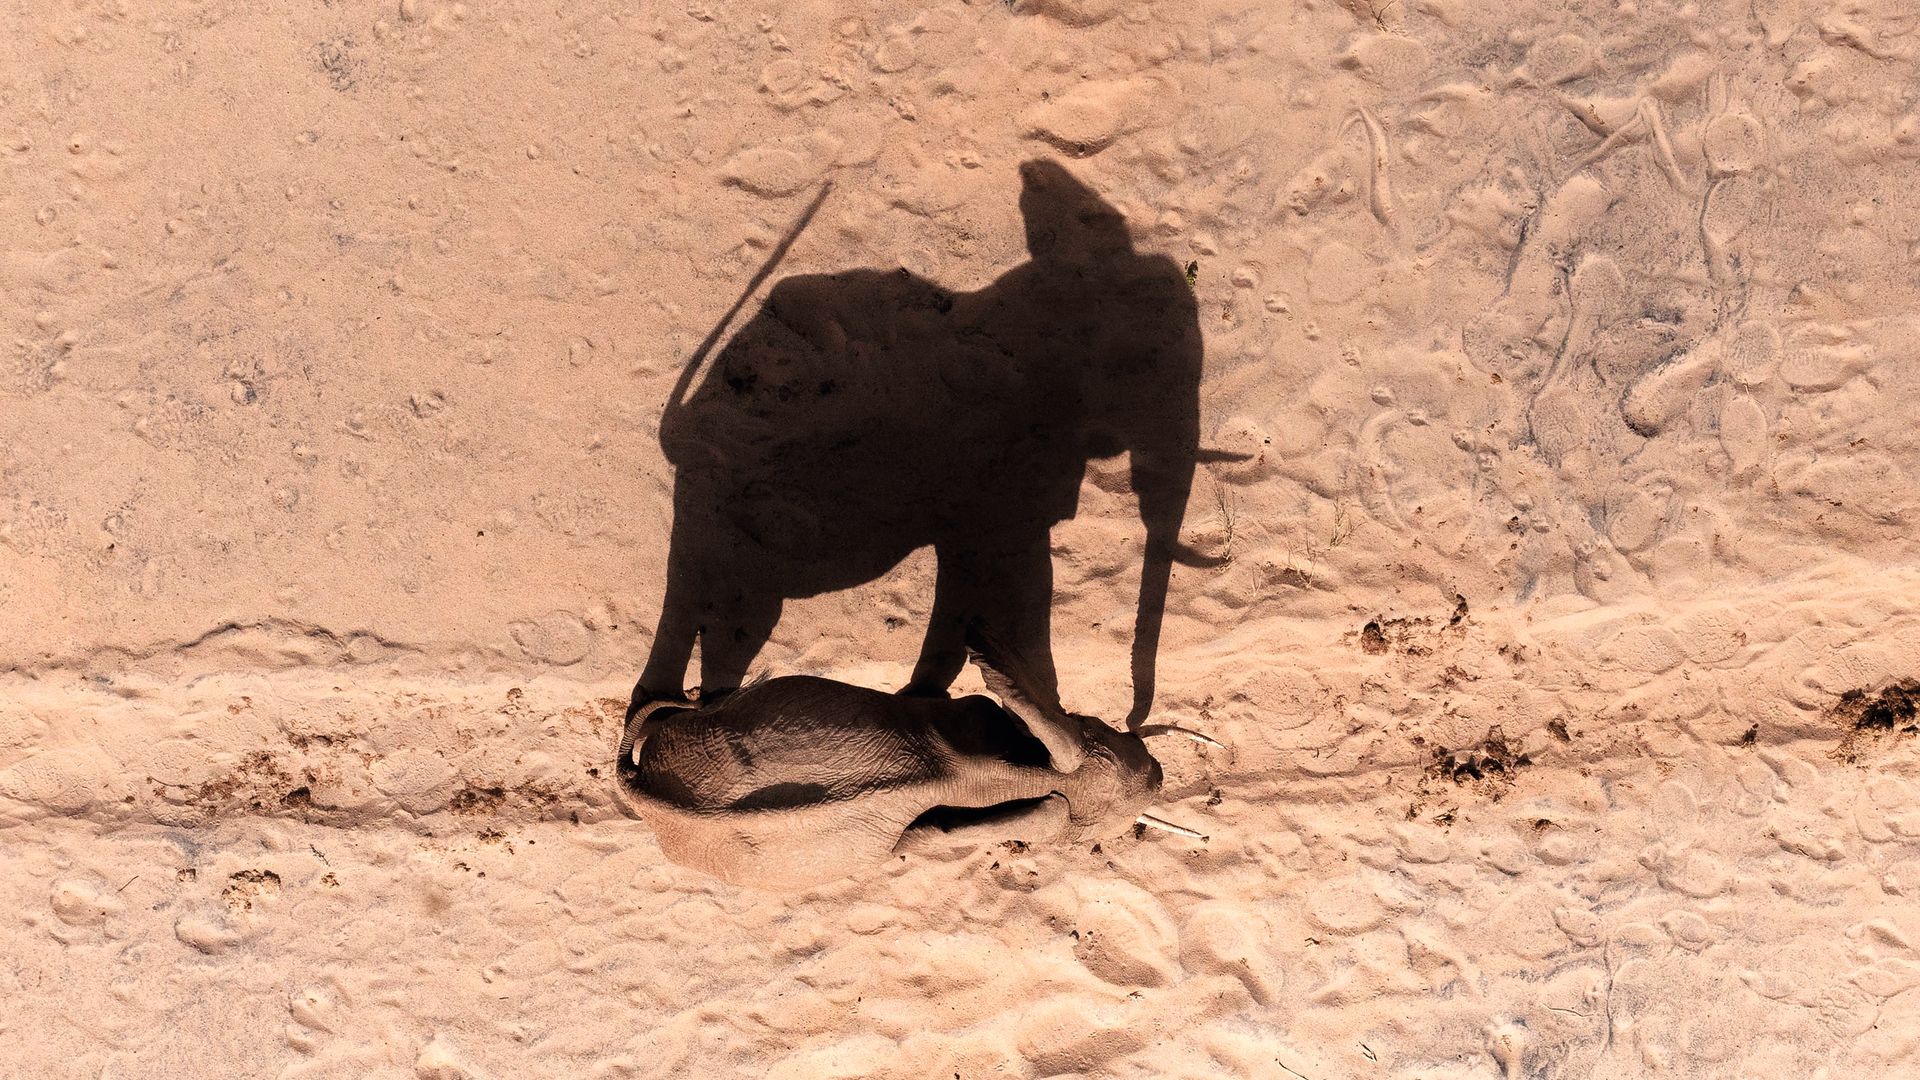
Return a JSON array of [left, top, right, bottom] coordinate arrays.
[[1137, 813, 1208, 840], [1136, 724, 1226, 750]]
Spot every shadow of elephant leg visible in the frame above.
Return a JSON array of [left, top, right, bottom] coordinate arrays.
[[635, 517, 709, 703], [630, 619, 695, 717], [636, 578, 781, 706], [906, 532, 1057, 698], [695, 588, 783, 696]]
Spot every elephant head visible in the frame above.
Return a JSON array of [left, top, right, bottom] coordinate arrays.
[[611, 639, 1202, 891]]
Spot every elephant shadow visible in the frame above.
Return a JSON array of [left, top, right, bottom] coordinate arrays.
[[634, 160, 1214, 725]]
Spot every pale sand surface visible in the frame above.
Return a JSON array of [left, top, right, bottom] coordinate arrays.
[[5, 0, 1920, 1076]]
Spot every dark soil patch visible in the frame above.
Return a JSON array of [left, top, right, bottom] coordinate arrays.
[[1422, 726, 1531, 802], [1356, 595, 1470, 657], [222, 869, 282, 912], [449, 785, 507, 814], [156, 751, 303, 816], [1831, 679, 1920, 764]]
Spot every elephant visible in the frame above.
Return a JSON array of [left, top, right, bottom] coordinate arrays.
[[612, 633, 1198, 890], [632, 159, 1217, 724]]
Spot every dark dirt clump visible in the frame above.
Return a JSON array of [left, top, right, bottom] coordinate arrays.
[[1357, 596, 1470, 657], [221, 869, 282, 912], [449, 786, 508, 814], [1831, 679, 1920, 764], [1423, 727, 1531, 802]]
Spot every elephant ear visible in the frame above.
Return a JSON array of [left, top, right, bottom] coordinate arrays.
[[965, 627, 1085, 773]]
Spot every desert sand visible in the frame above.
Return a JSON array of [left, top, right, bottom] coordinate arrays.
[[4, 0, 1920, 1076]]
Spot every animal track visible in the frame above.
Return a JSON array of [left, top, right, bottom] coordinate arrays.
[[222, 869, 282, 912], [1357, 595, 1470, 656], [1410, 726, 1533, 817]]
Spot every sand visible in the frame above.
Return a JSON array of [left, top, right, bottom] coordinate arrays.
[[4, 0, 1920, 1076]]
